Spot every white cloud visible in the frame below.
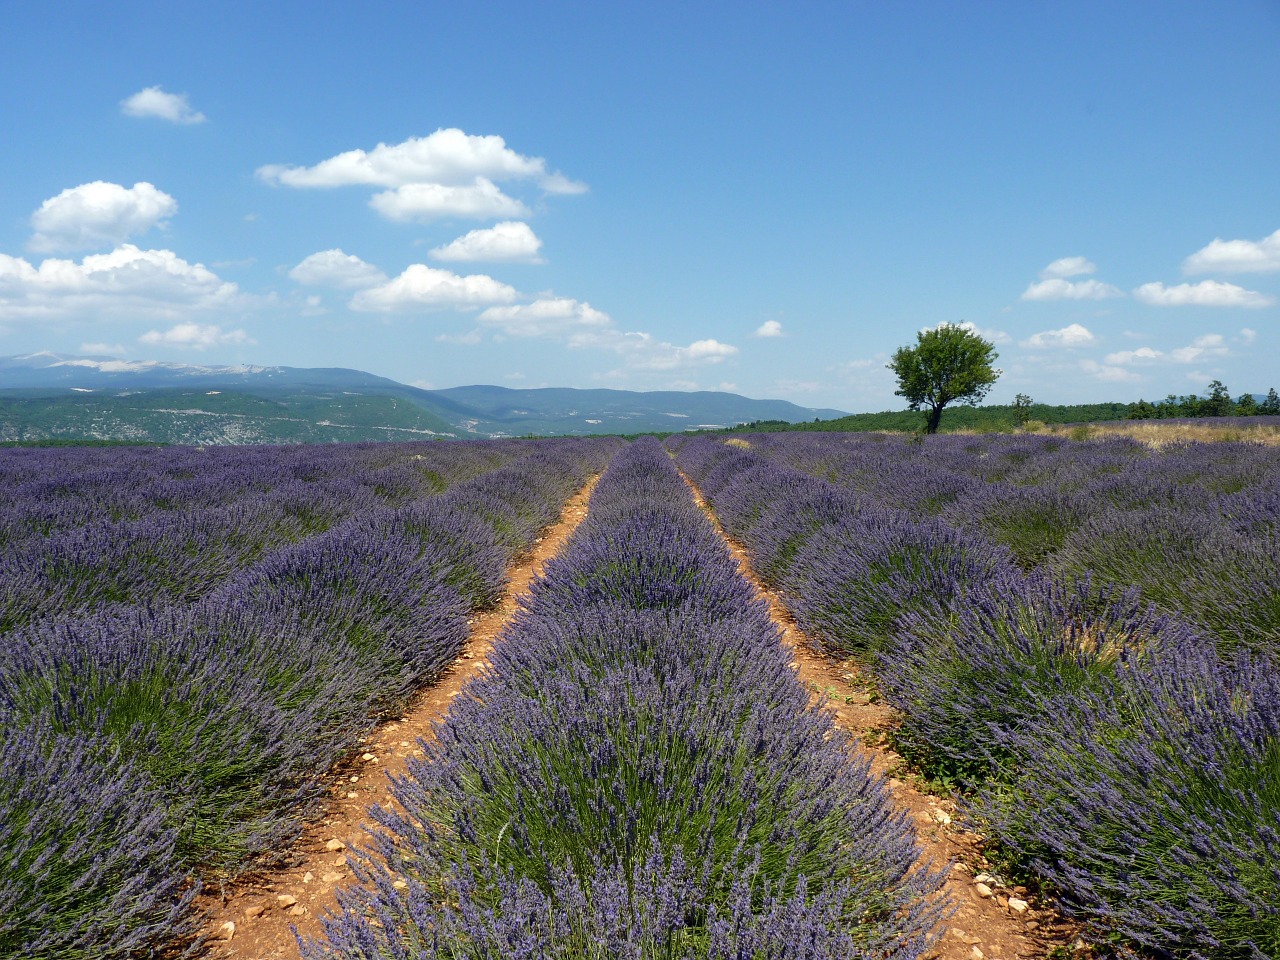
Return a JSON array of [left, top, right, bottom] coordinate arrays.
[[1021, 323, 1096, 349], [1079, 359, 1143, 383], [1039, 256, 1096, 279], [349, 264, 517, 312], [918, 320, 1010, 343], [256, 128, 583, 193], [1238, 327, 1257, 344], [1133, 280, 1275, 308], [435, 329, 485, 345], [477, 297, 610, 337], [139, 323, 251, 349], [289, 249, 387, 289], [369, 179, 530, 222], [1104, 346, 1164, 365], [1169, 333, 1229, 364], [120, 86, 206, 124], [1182, 228, 1280, 275], [1021, 278, 1124, 301], [30, 182, 177, 253], [601, 334, 738, 370], [754, 319, 784, 338], [0, 245, 240, 321], [430, 222, 543, 263]]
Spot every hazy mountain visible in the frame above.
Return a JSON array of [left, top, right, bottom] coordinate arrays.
[[0, 354, 847, 443]]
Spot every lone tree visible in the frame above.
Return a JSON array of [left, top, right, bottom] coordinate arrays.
[[888, 323, 1001, 434]]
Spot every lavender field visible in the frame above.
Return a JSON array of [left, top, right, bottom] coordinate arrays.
[[2, 431, 1278, 959]]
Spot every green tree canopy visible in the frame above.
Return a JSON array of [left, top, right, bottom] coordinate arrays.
[[887, 323, 1001, 433]]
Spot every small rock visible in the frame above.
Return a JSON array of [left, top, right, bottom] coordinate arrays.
[[325, 839, 346, 852], [277, 894, 297, 908], [1008, 897, 1029, 914], [244, 905, 265, 920], [349, 775, 360, 783], [970, 948, 985, 960], [974, 872, 995, 885], [933, 809, 952, 825], [950, 928, 982, 946], [303, 871, 314, 883], [974, 883, 994, 898], [219, 921, 236, 941], [393, 879, 409, 890], [347, 791, 359, 799], [951, 862, 971, 873], [362, 752, 377, 762], [289, 905, 308, 917], [334, 855, 346, 866], [322, 871, 344, 882]]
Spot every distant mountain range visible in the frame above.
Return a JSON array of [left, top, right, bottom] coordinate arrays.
[[0, 353, 847, 444]]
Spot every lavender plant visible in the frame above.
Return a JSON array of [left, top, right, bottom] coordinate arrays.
[[977, 644, 1280, 958]]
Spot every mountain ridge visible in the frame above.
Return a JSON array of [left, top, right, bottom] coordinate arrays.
[[0, 354, 847, 443]]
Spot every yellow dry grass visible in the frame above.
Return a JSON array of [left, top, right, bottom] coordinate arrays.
[[1034, 420, 1280, 447]]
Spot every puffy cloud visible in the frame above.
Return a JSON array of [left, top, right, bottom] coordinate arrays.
[[1021, 323, 1096, 349], [349, 264, 517, 312], [30, 182, 177, 253], [430, 222, 544, 263], [611, 335, 738, 370], [1021, 278, 1124, 301], [1079, 359, 1143, 383], [1169, 333, 1229, 364], [1182, 228, 1280, 275], [918, 320, 1009, 343], [1104, 346, 1164, 365], [1039, 256, 1096, 279], [257, 128, 583, 193], [477, 297, 610, 337], [369, 179, 529, 222], [119, 86, 206, 124], [289, 249, 386, 289], [754, 320, 784, 337], [1239, 327, 1257, 344], [139, 323, 251, 349], [0, 245, 240, 321], [1133, 280, 1275, 307]]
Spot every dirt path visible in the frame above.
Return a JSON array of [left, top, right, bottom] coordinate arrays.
[[196, 475, 599, 959], [681, 474, 1085, 960]]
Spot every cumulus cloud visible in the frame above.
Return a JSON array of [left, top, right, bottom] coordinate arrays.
[[754, 320, 784, 338], [1183, 228, 1280, 275], [1079, 359, 1143, 383], [1169, 333, 1229, 364], [349, 264, 517, 312], [1021, 323, 1096, 349], [0, 245, 240, 321], [1133, 280, 1275, 308], [139, 323, 251, 349], [1021, 278, 1124, 301], [919, 320, 1010, 343], [477, 297, 610, 337], [289, 249, 386, 289], [30, 182, 177, 253], [1039, 256, 1097, 279], [120, 86, 206, 124], [1104, 346, 1165, 365], [430, 222, 544, 263], [605, 334, 738, 370], [369, 179, 530, 222]]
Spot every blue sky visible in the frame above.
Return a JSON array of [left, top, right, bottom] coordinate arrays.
[[1, 1, 1277, 411]]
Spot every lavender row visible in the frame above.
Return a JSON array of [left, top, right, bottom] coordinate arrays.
[[0, 440, 542, 633], [302, 438, 945, 960], [710, 430, 1280, 655], [671, 435, 1280, 957], [0, 438, 529, 549], [0, 437, 620, 960]]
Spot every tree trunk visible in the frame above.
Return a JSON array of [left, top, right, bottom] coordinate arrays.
[[925, 404, 944, 434]]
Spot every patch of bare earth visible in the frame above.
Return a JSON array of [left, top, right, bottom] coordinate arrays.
[[682, 473, 1086, 960], [194, 475, 599, 959]]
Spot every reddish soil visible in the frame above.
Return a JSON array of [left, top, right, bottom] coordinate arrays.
[[194, 475, 598, 959], [682, 474, 1087, 960]]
